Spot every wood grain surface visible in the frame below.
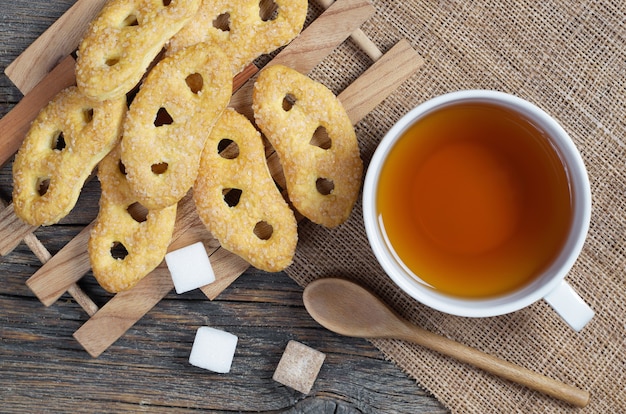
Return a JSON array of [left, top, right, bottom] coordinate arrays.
[[0, 1, 449, 412]]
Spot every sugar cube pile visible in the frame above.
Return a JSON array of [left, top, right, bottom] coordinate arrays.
[[165, 241, 215, 294], [272, 340, 326, 394], [189, 327, 238, 374]]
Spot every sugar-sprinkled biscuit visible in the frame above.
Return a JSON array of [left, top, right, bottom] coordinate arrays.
[[89, 144, 177, 293], [76, 0, 202, 101], [121, 42, 232, 210], [167, 0, 307, 74], [12, 86, 126, 226], [252, 65, 363, 228], [194, 108, 298, 272]]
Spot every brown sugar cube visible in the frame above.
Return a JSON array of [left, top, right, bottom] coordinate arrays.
[[272, 340, 326, 394]]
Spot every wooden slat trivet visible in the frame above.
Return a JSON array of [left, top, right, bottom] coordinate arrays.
[[3, 0, 425, 357], [21, 0, 384, 357], [0, 55, 75, 170], [4, 0, 108, 95]]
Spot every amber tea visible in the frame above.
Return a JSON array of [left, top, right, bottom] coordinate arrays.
[[377, 102, 573, 298]]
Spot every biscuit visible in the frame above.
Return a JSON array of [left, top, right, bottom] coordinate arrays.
[[252, 65, 363, 228], [76, 0, 202, 101], [121, 42, 232, 210], [89, 144, 177, 293], [167, 0, 307, 74], [12, 86, 126, 226], [194, 108, 298, 272]]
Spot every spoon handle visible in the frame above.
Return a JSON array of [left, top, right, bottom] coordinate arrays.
[[397, 323, 590, 407]]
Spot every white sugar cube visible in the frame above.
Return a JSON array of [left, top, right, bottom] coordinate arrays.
[[189, 327, 238, 374], [272, 340, 326, 394], [165, 242, 215, 294]]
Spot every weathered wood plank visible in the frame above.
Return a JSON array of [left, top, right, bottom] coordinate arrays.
[[2, 264, 447, 413]]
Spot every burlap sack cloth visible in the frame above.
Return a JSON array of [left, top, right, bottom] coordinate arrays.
[[285, 1, 626, 412]]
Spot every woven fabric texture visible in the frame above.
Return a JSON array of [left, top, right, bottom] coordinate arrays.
[[286, 1, 626, 412]]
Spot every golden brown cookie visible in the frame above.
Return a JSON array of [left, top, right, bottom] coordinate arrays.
[[121, 42, 232, 210], [89, 144, 177, 293], [12, 86, 126, 226], [76, 0, 202, 101], [252, 64, 363, 228], [167, 0, 307, 74], [194, 108, 298, 272]]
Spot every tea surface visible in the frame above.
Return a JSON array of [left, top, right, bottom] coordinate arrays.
[[377, 102, 572, 298]]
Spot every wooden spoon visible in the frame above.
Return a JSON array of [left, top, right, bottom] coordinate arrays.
[[302, 277, 590, 408]]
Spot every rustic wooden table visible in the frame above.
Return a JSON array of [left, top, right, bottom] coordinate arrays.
[[0, 1, 448, 412]]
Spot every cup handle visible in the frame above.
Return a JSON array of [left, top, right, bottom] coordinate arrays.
[[543, 280, 594, 332]]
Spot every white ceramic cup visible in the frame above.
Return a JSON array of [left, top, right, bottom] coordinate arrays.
[[363, 90, 594, 331]]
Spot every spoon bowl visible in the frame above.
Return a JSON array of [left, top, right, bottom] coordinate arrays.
[[303, 277, 408, 339], [303, 277, 590, 408]]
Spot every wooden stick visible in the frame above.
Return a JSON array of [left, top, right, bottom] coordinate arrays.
[[315, 0, 383, 61], [23, 232, 99, 317], [73, 264, 175, 358], [338, 39, 424, 124], [4, 0, 107, 94], [0, 55, 76, 169], [0, 204, 39, 256], [270, 0, 376, 72], [26, 223, 94, 307], [200, 248, 251, 300]]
